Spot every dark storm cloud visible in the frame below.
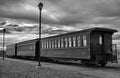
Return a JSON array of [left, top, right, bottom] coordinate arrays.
[[0, 0, 24, 5], [94, 0, 120, 17], [45, 0, 120, 25], [1, 0, 120, 25], [0, 0, 120, 47], [0, 0, 38, 22], [0, 0, 60, 24]]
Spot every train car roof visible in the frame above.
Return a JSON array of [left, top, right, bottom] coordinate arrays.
[[16, 38, 38, 44], [6, 43, 17, 46], [89, 27, 117, 32], [42, 27, 117, 39], [15, 27, 117, 44]]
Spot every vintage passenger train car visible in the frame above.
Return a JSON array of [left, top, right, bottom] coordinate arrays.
[[6, 27, 118, 66]]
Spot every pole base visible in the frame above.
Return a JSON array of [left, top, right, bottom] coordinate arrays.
[[3, 57, 4, 60], [38, 64, 41, 66]]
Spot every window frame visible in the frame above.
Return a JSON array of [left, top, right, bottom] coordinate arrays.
[[83, 35, 87, 47], [61, 38, 64, 48], [65, 38, 68, 47], [68, 37, 72, 47], [73, 37, 76, 47], [58, 39, 60, 48], [77, 36, 81, 47]]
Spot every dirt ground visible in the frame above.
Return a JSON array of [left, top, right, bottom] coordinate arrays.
[[0, 58, 97, 78], [0, 57, 120, 78]]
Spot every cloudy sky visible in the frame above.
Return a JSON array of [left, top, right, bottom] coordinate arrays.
[[0, 0, 120, 48]]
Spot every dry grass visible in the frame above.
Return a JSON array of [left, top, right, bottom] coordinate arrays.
[[0, 59, 97, 78]]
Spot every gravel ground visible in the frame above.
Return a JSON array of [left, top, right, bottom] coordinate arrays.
[[0, 58, 98, 78], [1, 57, 120, 78]]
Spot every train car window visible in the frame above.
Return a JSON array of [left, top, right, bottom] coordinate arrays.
[[65, 38, 68, 47], [99, 35, 102, 45], [68, 38, 72, 47], [55, 40, 57, 48], [73, 37, 76, 47], [43, 42, 45, 49], [47, 41, 49, 48], [77, 36, 81, 47], [41, 42, 43, 49], [49, 41, 51, 48], [58, 39, 60, 48], [51, 40, 53, 48], [45, 42, 47, 49], [48, 41, 50, 48], [83, 35, 87, 46], [44, 42, 46, 49], [42, 42, 44, 49], [48, 41, 49, 48], [61, 39, 64, 48], [52, 40, 54, 48], [50, 41, 52, 48], [45, 41, 47, 49]]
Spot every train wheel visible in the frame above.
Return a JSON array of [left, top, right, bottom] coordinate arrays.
[[81, 60, 90, 66], [99, 61, 107, 67], [95, 61, 99, 66]]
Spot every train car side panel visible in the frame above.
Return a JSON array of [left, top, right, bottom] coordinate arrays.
[[41, 47, 90, 59], [17, 39, 37, 57], [17, 44, 35, 56], [41, 31, 91, 60]]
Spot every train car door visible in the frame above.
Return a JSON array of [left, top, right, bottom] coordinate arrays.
[[91, 32, 111, 66], [97, 33, 112, 61], [91, 31, 115, 65], [91, 32, 111, 64], [91, 32, 104, 61], [97, 34, 104, 61], [99, 33, 118, 64]]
